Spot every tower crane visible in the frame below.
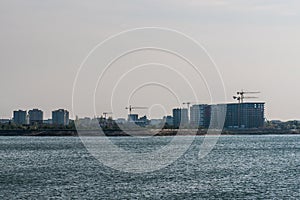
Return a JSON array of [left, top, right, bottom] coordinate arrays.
[[183, 101, 197, 122], [182, 101, 197, 110], [102, 112, 113, 119], [125, 105, 148, 115], [233, 90, 260, 103], [233, 96, 258, 103]]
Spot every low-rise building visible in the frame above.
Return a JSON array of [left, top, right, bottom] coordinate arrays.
[[149, 119, 163, 127], [0, 119, 11, 124], [128, 114, 138, 122], [163, 116, 173, 126]]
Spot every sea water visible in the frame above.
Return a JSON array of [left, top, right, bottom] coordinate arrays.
[[0, 135, 299, 199]]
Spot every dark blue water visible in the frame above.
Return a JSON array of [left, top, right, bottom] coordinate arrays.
[[0, 135, 299, 199]]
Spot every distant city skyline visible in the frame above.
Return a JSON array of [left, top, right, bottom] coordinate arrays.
[[1, 1, 300, 120], [3, 101, 266, 130]]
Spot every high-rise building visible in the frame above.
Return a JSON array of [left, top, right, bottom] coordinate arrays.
[[28, 109, 43, 125], [209, 102, 265, 129], [190, 104, 211, 128], [13, 110, 27, 125], [52, 109, 69, 126], [209, 104, 227, 129], [187, 102, 265, 129], [172, 108, 188, 128], [225, 103, 265, 128]]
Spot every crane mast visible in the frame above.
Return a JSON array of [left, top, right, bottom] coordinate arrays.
[[233, 90, 260, 103], [102, 112, 113, 119], [125, 105, 147, 115]]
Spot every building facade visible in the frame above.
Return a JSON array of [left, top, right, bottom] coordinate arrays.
[[190, 104, 211, 128], [172, 108, 188, 128], [28, 109, 43, 125], [209, 104, 227, 129], [149, 119, 163, 127], [225, 103, 265, 128], [190, 102, 265, 129], [13, 110, 27, 125], [52, 109, 69, 126], [128, 114, 138, 122], [0, 119, 11, 124], [163, 115, 174, 126], [136, 115, 148, 127]]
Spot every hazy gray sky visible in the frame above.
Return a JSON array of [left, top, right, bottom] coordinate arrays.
[[0, 0, 299, 120]]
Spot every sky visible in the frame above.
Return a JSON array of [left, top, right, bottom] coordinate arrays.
[[0, 0, 300, 120]]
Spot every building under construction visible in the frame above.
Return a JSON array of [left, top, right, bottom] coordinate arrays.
[[190, 104, 211, 128], [190, 102, 265, 129], [224, 102, 265, 128], [188, 90, 265, 129]]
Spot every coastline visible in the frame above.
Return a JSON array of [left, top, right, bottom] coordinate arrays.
[[0, 129, 299, 136]]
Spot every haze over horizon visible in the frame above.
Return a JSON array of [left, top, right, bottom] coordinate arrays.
[[1, 0, 300, 121]]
